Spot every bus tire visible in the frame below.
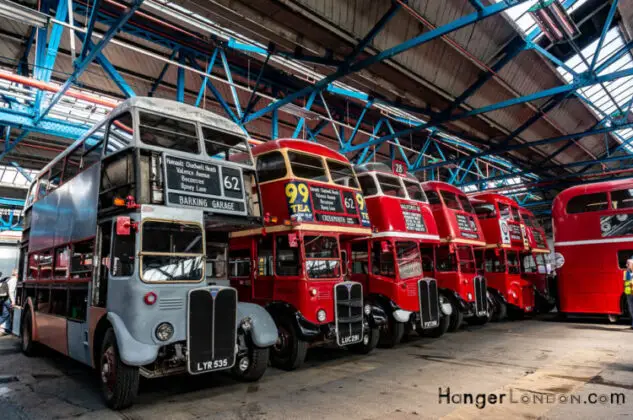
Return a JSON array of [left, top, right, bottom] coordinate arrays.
[[423, 314, 450, 338], [446, 295, 463, 332], [378, 314, 405, 348], [492, 294, 507, 322], [348, 327, 379, 354], [270, 316, 308, 371], [100, 328, 139, 410], [20, 310, 36, 357], [232, 346, 269, 382]]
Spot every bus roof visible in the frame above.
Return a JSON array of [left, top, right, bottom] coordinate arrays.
[[471, 192, 520, 208], [421, 181, 465, 195], [251, 139, 349, 162], [355, 162, 419, 181], [553, 178, 633, 211], [34, 97, 245, 180]]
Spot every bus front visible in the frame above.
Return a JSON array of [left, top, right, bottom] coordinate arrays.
[[421, 181, 489, 331], [94, 99, 276, 403], [519, 207, 555, 313], [472, 193, 535, 319], [229, 139, 384, 370], [350, 162, 447, 344]]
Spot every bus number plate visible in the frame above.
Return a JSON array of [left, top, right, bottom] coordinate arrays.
[[193, 358, 229, 373]]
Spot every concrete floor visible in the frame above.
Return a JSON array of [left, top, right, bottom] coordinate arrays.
[[1, 315, 632, 419]]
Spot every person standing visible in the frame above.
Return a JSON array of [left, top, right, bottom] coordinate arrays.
[[0, 269, 17, 336], [625, 259, 633, 329]]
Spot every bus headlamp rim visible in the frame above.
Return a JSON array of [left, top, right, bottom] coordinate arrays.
[[317, 309, 327, 322], [155, 322, 174, 341]]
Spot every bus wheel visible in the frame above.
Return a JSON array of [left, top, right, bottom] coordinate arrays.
[[491, 294, 507, 322], [232, 346, 270, 382], [348, 327, 379, 354], [270, 317, 308, 371], [20, 310, 36, 357], [422, 314, 450, 338], [446, 296, 463, 332], [378, 314, 405, 348], [100, 328, 139, 410]]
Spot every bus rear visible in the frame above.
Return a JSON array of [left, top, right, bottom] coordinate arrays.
[[421, 181, 488, 331], [553, 179, 633, 318]]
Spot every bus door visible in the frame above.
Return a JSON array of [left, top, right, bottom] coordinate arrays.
[[253, 235, 275, 300]]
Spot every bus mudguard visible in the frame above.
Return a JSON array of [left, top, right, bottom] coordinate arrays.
[[367, 303, 388, 328], [107, 312, 160, 366], [265, 302, 321, 340], [438, 288, 469, 312], [236, 302, 278, 348]]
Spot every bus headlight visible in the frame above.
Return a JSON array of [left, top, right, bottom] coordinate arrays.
[[364, 304, 371, 315], [155, 322, 174, 341], [317, 309, 327, 322]]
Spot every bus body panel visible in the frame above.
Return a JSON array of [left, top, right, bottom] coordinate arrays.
[[29, 164, 100, 253], [552, 179, 633, 315]]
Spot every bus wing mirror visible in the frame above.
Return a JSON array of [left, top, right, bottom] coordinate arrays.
[[288, 233, 298, 248], [381, 241, 390, 253], [116, 216, 131, 236]]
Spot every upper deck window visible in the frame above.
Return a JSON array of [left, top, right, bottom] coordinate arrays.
[[287, 152, 328, 182], [510, 206, 521, 221], [520, 212, 532, 226], [256, 151, 287, 182], [404, 179, 427, 202], [498, 203, 512, 220], [139, 112, 200, 154], [474, 203, 496, 219], [458, 195, 474, 213], [611, 189, 633, 210], [566, 192, 609, 214], [202, 126, 251, 165], [358, 175, 378, 196], [328, 159, 358, 188], [426, 190, 441, 205], [440, 191, 461, 211], [377, 174, 406, 198]]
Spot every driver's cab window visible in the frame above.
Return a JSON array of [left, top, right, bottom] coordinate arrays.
[[372, 241, 395, 277], [256, 151, 287, 182], [275, 234, 299, 276], [436, 245, 457, 272], [420, 245, 434, 273], [351, 242, 369, 274], [206, 243, 227, 282]]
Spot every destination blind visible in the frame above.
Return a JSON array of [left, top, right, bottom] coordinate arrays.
[[164, 155, 246, 215], [400, 203, 426, 232], [456, 214, 479, 239]]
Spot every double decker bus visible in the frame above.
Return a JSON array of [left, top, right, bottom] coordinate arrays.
[[228, 139, 385, 370], [553, 179, 633, 319], [344, 162, 448, 346], [519, 206, 556, 313], [471, 193, 535, 319], [12, 98, 277, 409], [420, 182, 488, 331]]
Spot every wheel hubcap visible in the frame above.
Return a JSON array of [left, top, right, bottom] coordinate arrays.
[[101, 346, 116, 394]]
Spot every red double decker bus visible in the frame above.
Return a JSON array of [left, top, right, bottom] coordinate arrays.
[[471, 193, 535, 319], [420, 182, 488, 331], [553, 179, 633, 319], [519, 206, 556, 313], [343, 163, 448, 346], [228, 140, 385, 370]]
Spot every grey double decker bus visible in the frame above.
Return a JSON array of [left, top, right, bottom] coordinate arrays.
[[12, 98, 277, 409]]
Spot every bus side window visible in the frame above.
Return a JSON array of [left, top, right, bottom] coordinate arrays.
[[94, 222, 111, 307], [63, 148, 82, 182], [566, 193, 608, 214], [484, 249, 505, 273], [426, 190, 441, 205], [37, 173, 49, 200], [81, 141, 104, 169], [257, 236, 273, 276], [106, 112, 134, 155], [49, 158, 64, 191], [256, 151, 287, 182]]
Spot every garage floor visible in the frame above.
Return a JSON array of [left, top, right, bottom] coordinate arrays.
[[1, 315, 632, 419]]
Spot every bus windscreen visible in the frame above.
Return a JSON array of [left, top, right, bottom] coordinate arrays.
[[139, 112, 200, 154]]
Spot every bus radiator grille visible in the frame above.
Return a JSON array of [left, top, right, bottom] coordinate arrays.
[[418, 279, 440, 329], [334, 282, 363, 346]]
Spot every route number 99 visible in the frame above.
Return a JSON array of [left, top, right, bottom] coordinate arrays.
[[286, 183, 309, 203], [355, 193, 365, 210]]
